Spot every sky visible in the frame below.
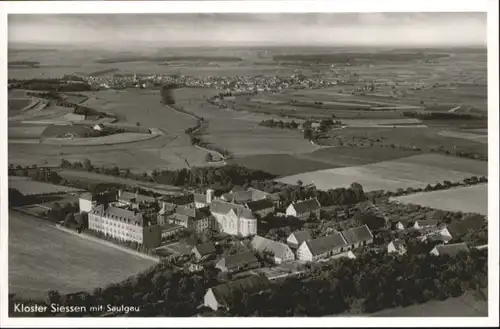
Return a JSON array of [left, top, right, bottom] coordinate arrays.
[[8, 13, 487, 49]]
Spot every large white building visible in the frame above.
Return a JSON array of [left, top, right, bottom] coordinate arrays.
[[296, 232, 348, 262], [79, 192, 96, 213], [192, 189, 257, 237], [88, 204, 161, 248]]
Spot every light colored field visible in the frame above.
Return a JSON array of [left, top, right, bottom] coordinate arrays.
[[9, 211, 156, 299], [277, 154, 487, 192], [8, 177, 84, 196], [390, 184, 487, 215], [370, 290, 487, 317], [438, 130, 488, 144], [42, 132, 160, 146]]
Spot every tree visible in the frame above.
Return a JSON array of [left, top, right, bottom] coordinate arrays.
[[82, 158, 92, 171], [205, 153, 213, 163], [136, 122, 141, 126]]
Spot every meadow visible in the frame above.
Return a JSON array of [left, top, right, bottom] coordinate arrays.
[[390, 183, 488, 215], [277, 154, 487, 192], [9, 211, 156, 299], [8, 177, 84, 196]]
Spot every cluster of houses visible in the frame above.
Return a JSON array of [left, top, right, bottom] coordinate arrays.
[[79, 186, 329, 249], [387, 214, 486, 257]]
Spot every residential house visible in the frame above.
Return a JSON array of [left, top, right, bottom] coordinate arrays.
[[387, 239, 407, 255], [440, 215, 486, 241], [215, 251, 259, 273], [419, 230, 452, 244], [250, 235, 295, 264], [286, 229, 311, 249], [285, 198, 321, 220], [413, 218, 438, 230], [341, 225, 374, 250], [204, 275, 271, 311], [296, 232, 348, 262], [168, 205, 213, 233], [220, 187, 271, 205], [192, 242, 217, 260], [88, 204, 161, 248], [390, 219, 407, 231], [210, 200, 257, 237], [160, 194, 194, 213], [245, 199, 275, 218], [430, 243, 470, 257]]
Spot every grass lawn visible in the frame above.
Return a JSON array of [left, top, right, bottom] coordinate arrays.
[[9, 211, 156, 299]]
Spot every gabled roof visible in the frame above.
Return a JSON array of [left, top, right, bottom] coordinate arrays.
[[288, 230, 311, 246], [251, 236, 293, 260], [446, 216, 486, 238], [415, 218, 438, 227], [433, 243, 470, 256], [289, 198, 321, 214], [194, 193, 206, 204], [209, 275, 271, 306], [193, 242, 216, 256], [217, 251, 258, 270], [211, 200, 255, 219], [119, 191, 156, 204], [305, 232, 347, 256], [246, 199, 275, 212], [161, 194, 194, 206], [341, 225, 373, 245], [79, 192, 95, 201], [175, 205, 211, 220], [390, 239, 407, 249], [90, 204, 144, 226]]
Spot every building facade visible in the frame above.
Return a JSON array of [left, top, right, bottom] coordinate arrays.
[[88, 204, 161, 248], [285, 198, 321, 220]]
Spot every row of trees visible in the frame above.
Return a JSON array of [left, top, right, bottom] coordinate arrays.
[[9, 78, 93, 92], [259, 119, 300, 130], [220, 249, 488, 316]]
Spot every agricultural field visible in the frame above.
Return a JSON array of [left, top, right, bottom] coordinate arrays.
[[173, 88, 319, 156], [277, 154, 487, 192], [8, 177, 84, 196], [369, 289, 488, 317], [9, 211, 156, 299], [56, 169, 182, 195], [390, 183, 488, 215]]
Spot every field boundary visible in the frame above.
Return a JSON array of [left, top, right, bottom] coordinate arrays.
[[54, 225, 161, 263]]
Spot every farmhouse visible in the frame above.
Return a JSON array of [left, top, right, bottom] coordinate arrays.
[[440, 215, 486, 241], [296, 232, 348, 262], [387, 239, 407, 255], [341, 225, 374, 250], [250, 236, 295, 264], [215, 251, 259, 273], [245, 199, 275, 218], [166, 205, 213, 233], [204, 275, 271, 311], [285, 198, 321, 220], [430, 243, 470, 257], [210, 200, 257, 237], [192, 242, 217, 260], [221, 187, 273, 204], [413, 218, 438, 230], [419, 230, 452, 244], [286, 230, 311, 249], [88, 204, 161, 248]]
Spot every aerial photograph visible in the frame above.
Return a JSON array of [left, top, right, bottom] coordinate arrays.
[[6, 12, 489, 318]]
